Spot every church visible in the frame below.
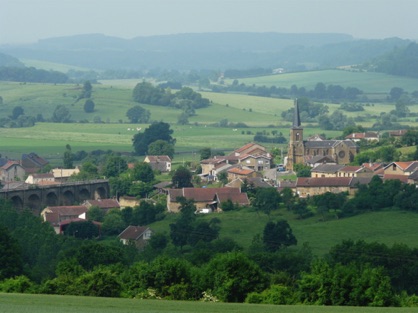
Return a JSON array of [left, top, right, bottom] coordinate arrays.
[[286, 99, 359, 171]]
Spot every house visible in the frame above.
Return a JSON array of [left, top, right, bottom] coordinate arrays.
[[345, 132, 379, 142], [0, 161, 26, 182], [167, 187, 249, 212], [337, 165, 374, 178], [118, 225, 152, 249], [21, 152, 49, 174], [118, 196, 140, 208], [311, 164, 345, 178], [41, 205, 88, 234], [25, 173, 55, 185], [227, 166, 258, 181], [200, 157, 227, 176], [383, 161, 418, 176], [305, 155, 336, 168], [238, 154, 271, 171], [83, 198, 120, 213], [212, 190, 250, 212], [296, 177, 372, 197], [388, 129, 408, 138], [144, 155, 172, 172], [225, 177, 272, 189], [51, 168, 80, 182]]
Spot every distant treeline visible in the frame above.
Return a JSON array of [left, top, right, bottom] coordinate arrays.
[[0, 67, 69, 83], [213, 80, 363, 101]]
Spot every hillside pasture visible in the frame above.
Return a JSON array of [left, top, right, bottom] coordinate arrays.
[[0, 293, 414, 313], [150, 208, 418, 257], [226, 69, 418, 94]]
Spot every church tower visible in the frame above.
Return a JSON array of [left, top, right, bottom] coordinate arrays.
[[287, 99, 305, 171]]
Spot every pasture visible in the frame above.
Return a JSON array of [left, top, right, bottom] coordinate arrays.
[[0, 293, 415, 313], [149, 208, 418, 257], [226, 69, 418, 94]]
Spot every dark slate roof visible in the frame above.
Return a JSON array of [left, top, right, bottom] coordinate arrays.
[[118, 226, 150, 240], [311, 164, 345, 173], [293, 99, 301, 128], [408, 170, 418, 181], [297, 177, 371, 187], [304, 140, 357, 148], [306, 155, 335, 165]]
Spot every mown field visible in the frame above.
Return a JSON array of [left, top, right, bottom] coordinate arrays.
[[0, 293, 416, 313]]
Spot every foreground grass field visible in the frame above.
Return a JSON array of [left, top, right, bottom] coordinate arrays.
[[1, 293, 416, 313]]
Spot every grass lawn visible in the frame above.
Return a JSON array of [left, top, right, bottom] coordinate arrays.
[[0, 293, 415, 313]]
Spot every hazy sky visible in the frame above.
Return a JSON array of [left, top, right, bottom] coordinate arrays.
[[1, 0, 417, 44]]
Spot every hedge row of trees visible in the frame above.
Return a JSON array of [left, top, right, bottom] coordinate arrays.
[[132, 82, 210, 110]]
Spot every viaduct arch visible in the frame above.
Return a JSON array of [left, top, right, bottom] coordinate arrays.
[[0, 180, 110, 215]]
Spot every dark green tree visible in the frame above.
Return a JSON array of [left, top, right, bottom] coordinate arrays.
[[199, 147, 211, 160], [132, 162, 154, 183], [203, 252, 267, 302], [169, 198, 196, 249], [252, 187, 281, 216], [102, 155, 128, 178], [172, 166, 193, 188], [126, 105, 151, 123], [0, 225, 23, 280], [132, 121, 175, 155], [86, 206, 105, 222], [52, 105, 71, 123], [262, 220, 297, 252], [11, 106, 24, 119], [147, 140, 175, 159], [83, 99, 95, 113], [64, 221, 99, 239], [63, 144, 74, 168]]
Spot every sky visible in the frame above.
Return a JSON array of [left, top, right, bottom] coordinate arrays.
[[1, 0, 417, 45]]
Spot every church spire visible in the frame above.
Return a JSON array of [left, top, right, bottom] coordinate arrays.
[[292, 98, 301, 128]]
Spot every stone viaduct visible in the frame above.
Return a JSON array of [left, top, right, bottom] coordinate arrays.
[[0, 180, 110, 215]]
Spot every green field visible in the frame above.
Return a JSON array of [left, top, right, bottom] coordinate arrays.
[[0, 293, 416, 313], [226, 69, 418, 94], [149, 208, 418, 257]]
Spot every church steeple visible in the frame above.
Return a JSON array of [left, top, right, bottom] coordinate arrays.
[[292, 98, 301, 128], [287, 98, 304, 171]]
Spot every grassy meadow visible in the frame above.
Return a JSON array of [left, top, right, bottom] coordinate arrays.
[[226, 69, 418, 94], [150, 207, 418, 257], [1, 293, 416, 313]]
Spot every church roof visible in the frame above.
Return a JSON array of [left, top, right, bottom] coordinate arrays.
[[304, 140, 357, 148], [292, 99, 301, 128]]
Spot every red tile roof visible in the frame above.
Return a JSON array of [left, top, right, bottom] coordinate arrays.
[[383, 174, 409, 183], [1, 161, 21, 170], [227, 167, 254, 175], [297, 177, 353, 187], [85, 199, 120, 209], [169, 187, 242, 202]]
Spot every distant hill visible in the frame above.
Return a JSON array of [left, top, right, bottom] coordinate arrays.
[[0, 52, 24, 67], [0, 33, 411, 71], [372, 42, 418, 78]]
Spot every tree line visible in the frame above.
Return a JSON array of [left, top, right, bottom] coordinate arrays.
[[0, 66, 69, 83]]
